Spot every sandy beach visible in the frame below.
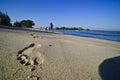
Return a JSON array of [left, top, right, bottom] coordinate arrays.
[[0, 28, 120, 80]]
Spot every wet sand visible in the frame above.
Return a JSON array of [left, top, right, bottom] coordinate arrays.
[[0, 28, 120, 80]]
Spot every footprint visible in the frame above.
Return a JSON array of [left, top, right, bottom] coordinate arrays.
[[30, 32, 34, 36], [29, 32, 41, 39], [17, 43, 44, 71], [17, 43, 35, 56], [33, 35, 39, 39], [28, 75, 40, 80], [49, 44, 52, 47]]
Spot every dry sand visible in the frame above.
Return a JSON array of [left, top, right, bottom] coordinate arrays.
[[0, 28, 120, 80]]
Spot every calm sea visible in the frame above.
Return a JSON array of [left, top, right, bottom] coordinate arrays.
[[54, 30, 120, 42]]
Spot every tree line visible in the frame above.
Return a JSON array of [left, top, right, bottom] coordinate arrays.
[[0, 11, 90, 30], [55, 27, 90, 31], [14, 20, 34, 28], [0, 11, 35, 28]]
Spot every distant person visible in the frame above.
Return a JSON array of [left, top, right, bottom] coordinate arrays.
[[50, 22, 54, 32]]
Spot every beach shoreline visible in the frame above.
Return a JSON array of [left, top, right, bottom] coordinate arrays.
[[0, 28, 120, 80]]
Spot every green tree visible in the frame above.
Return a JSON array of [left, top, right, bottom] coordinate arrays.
[[55, 27, 79, 30], [20, 20, 35, 28], [86, 28, 90, 31], [79, 27, 84, 31], [13, 21, 21, 27], [0, 11, 12, 26], [55, 27, 60, 30]]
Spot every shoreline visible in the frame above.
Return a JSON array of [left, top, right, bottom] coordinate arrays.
[[1, 26, 120, 42], [55, 32, 120, 42], [54, 30, 120, 42]]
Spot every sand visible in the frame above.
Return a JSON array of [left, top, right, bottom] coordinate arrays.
[[0, 28, 120, 80]]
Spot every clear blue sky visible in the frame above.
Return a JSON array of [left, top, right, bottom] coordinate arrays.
[[0, 0, 120, 30]]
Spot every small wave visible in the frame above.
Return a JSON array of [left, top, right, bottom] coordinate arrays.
[[54, 30, 120, 42]]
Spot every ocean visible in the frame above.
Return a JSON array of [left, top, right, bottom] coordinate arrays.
[[54, 30, 120, 42]]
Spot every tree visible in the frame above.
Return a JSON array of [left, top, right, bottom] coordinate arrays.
[[86, 28, 90, 31], [13, 19, 35, 28], [0, 11, 12, 26], [79, 27, 84, 31], [13, 21, 21, 27], [20, 20, 35, 28], [55, 27, 79, 30]]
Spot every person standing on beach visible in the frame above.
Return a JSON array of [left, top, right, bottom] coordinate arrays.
[[50, 22, 54, 32]]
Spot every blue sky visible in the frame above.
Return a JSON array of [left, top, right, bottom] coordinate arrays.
[[0, 0, 120, 30]]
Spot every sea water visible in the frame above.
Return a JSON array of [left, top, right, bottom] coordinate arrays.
[[54, 30, 120, 42]]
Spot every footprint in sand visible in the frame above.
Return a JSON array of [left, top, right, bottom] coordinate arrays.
[[17, 43, 44, 71], [30, 32, 34, 36], [33, 35, 39, 39], [29, 32, 39, 39], [27, 75, 40, 80]]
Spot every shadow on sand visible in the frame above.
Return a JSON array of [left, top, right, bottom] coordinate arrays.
[[17, 43, 35, 55], [99, 56, 120, 80]]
